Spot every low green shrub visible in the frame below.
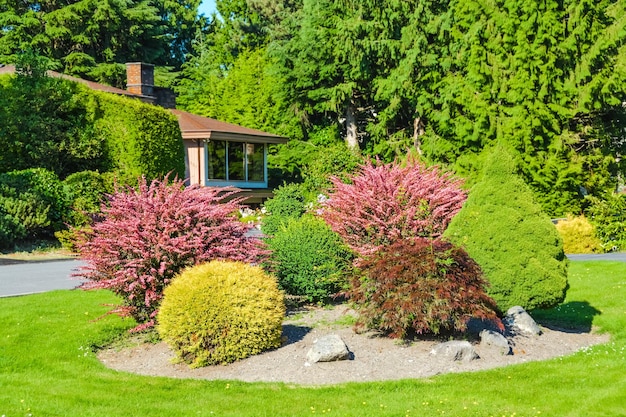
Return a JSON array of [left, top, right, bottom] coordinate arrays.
[[555, 214, 603, 254], [0, 168, 68, 247], [261, 182, 309, 236], [266, 215, 354, 303], [349, 238, 500, 338], [585, 192, 626, 251], [157, 261, 284, 367], [62, 170, 113, 226], [445, 145, 568, 312]]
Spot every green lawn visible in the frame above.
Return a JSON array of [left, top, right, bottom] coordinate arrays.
[[1, 261, 625, 416]]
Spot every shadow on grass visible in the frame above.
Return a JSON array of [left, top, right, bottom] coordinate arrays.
[[531, 301, 601, 334]]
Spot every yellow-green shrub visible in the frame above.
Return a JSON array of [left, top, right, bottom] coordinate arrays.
[[555, 214, 603, 254], [157, 261, 284, 367]]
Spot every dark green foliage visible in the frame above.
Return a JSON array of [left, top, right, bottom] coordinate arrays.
[[0, 0, 207, 81], [0, 53, 107, 177], [350, 238, 500, 338], [0, 168, 68, 247], [586, 192, 626, 251], [444, 146, 568, 312], [62, 170, 113, 227], [261, 183, 309, 236], [266, 215, 354, 303]]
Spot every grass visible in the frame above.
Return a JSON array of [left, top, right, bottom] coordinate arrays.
[[1, 261, 625, 416]]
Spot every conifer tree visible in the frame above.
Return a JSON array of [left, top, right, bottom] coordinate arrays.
[[444, 145, 568, 312]]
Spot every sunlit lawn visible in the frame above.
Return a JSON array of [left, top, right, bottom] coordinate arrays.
[[0, 261, 625, 416]]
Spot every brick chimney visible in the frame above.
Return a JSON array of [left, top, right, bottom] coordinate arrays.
[[126, 62, 154, 97]]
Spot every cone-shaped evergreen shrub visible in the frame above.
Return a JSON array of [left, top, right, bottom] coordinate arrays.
[[266, 215, 354, 303], [555, 214, 603, 254], [157, 261, 285, 367], [321, 158, 466, 257], [350, 238, 500, 338], [444, 146, 568, 312], [75, 177, 268, 331]]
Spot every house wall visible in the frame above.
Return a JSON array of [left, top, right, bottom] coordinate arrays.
[[184, 139, 205, 186]]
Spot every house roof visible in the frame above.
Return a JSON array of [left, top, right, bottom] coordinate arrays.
[[171, 109, 286, 144], [0, 64, 288, 144]]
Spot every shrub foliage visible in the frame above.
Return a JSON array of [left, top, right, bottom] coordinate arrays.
[[321, 158, 466, 257], [349, 238, 500, 338], [158, 261, 285, 367], [261, 182, 308, 236], [0, 168, 68, 247], [445, 146, 568, 311], [266, 215, 354, 303], [75, 177, 267, 330], [555, 214, 603, 254], [586, 192, 626, 252]]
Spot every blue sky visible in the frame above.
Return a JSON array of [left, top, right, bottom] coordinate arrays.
[[198, 0, 217, 16]]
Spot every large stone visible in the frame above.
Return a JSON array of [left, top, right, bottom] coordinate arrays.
[[306, 334, 351, 363], [479, 329, 512, 355], [430, 341, 479, 362], [504, 306, 542, 336]]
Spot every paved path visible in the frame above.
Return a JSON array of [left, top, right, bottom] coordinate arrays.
[[567, 253, 626, 262], [0, 259, 85, 298]]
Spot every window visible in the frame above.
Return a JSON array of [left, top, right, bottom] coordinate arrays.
[[205, 140, 267, 187]]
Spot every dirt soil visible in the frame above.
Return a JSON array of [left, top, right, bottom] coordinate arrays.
[[98, 304, 609, 386]]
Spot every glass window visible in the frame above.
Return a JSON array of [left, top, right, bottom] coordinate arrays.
[[247, 143, 265, 182], [207, 140, 226, 180], [228, 142, 245, 180]]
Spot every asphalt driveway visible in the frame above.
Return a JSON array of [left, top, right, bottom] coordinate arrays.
[[0, 259, 84, 298]]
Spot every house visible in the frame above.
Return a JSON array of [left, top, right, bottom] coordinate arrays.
[[0, 62, 288, 203]]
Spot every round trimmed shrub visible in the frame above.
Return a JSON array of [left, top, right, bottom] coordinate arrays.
[[444, 146, 568, 312], [266, 215, 354, 303], [555, 214, 603, 254], [157, 261, 285, 367], [350, 238, 500, 338]]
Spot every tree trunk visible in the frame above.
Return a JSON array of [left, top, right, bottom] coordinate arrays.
[[413, 116, 425, 155], [345, 102, 359, 150]]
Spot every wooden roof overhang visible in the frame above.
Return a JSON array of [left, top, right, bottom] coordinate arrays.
[[171, 109, 288, 144]]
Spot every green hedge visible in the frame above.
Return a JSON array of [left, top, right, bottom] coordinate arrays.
[[89, 91, 185, 182]]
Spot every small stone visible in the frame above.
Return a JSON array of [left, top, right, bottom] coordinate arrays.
[[306, 334, 350, 363], [430, 341, 479, 362], [504, 306, 542, 336], [480, 329, 512, 355]]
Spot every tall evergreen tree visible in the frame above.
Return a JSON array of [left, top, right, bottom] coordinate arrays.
[[0, 0, 208, 85]]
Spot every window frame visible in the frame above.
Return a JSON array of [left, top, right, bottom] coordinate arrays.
[[204, 140, 268, 188]]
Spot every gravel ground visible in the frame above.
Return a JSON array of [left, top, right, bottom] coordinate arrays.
[[98, 304, 609, 386]]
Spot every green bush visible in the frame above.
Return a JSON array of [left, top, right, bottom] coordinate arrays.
[[349, 238, 500, 338], [62, 170, 113, 226], [301, 141, 363, 194], [157, 261, 284, 367], [89, 91, 186, 181], [555, 214, 604, 254], [585, 192, 626, 251], [261, 182, 309, 236], [0, 168, 68, 247], [444, 145, 568, 312], [266, 215, 354, 303]]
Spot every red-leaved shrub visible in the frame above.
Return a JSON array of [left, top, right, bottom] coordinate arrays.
[[74, 176, 267, 331], [349, 238, 501, 338], [320, 158, 466, 257]]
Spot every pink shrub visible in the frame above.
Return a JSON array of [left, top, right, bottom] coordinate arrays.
[[320, 158, 466, 257], [74, 176, 267, 331]]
